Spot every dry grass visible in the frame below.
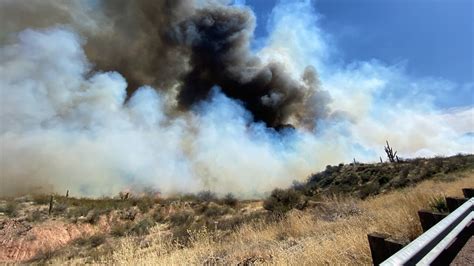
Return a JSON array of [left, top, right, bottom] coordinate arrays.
[[51, 169, 473, 265]]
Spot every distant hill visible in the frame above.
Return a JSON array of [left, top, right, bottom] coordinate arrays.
[[294, 154, 474, 199]]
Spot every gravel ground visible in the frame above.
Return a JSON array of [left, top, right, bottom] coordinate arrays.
[[450, 236, 474, 266]]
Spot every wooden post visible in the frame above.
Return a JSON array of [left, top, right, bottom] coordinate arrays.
[[66, 190, 69, 198], [445, 197, 467, 212], [48, 195, 54, 215], [418, 210, 447, 232], [462, 188, 474, 198]]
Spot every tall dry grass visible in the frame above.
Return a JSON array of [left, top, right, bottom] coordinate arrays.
[[55, 170, 474, 265]]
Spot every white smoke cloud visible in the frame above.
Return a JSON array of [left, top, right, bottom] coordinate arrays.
[[0, 1, 472, 197], [260, 0, 473, 158], [0, 27, 343, 197]]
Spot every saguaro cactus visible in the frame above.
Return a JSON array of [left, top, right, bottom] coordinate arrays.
[[384, 141, 399, 163]]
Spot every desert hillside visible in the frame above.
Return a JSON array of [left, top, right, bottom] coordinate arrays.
[[1, 155, 473, 264]]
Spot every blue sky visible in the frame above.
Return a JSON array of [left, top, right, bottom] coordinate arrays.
[[241, 0, 473, 108]]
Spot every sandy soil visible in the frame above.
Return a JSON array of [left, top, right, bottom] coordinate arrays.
[[0, 218, 100, 262]]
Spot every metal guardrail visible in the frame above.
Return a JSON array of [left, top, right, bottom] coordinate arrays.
[[381, 198, 473, 265]]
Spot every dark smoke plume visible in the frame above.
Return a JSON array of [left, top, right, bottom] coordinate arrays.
[[1, 0, 330, 128]]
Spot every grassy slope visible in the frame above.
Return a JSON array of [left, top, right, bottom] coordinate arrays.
[[51, 169, 473, 265], [302, 154, 474, 198]]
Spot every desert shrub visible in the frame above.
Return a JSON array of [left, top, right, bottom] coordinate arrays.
[[429, 196, 448, 213], [110, 222, 132, 237], [152, 208, 165, 223], [67, 197, 134, 213], [53, 203, 68, 214], [1, 201, 19, 217], [358, 182, 380, 199], [171, 226, 192, 244], [392, 177, 410, 189], [132, 196, 156, 213], [27, 209, 43, 222], [222, 193, 238, 207], [442, 160, 459, 173], [129, 217, 155, 236], [30, 248, 57, 263], [169, 210, 194, 226], [202, 203, 232, 217], [377, 175, 390, 186], [32, 194, 51, 205], [67, 197, 133, 222], [197, 190, 217, 202], [119, 208, 138, 221], [263, 189, 301, 213], [74, 234, 106, 248], [419, 163, 439, 180], [67, 205, 93, 219], [399, 167, 410, 179], [85, 210, 102, 224]]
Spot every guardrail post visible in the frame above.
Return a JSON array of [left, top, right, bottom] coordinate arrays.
[[445, 197, 468, 212], [368, 233, 406, 265], [462, 188, 473, 198], [418, 210, 447, 232], [368, 233, 389, 265], [384, 239, 405, 258]]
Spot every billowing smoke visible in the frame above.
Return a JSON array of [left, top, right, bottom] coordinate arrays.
[[1, 0, 327, 128], [0, 0, 472, 197]]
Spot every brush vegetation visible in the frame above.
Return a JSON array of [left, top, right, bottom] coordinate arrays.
[[0, 154, 473, 264]]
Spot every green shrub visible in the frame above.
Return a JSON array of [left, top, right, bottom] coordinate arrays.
[[263, 189, 301, 213], [377, 175, 390, 185], [358, 182, 380, 199], [429, 196, 448, 213]]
